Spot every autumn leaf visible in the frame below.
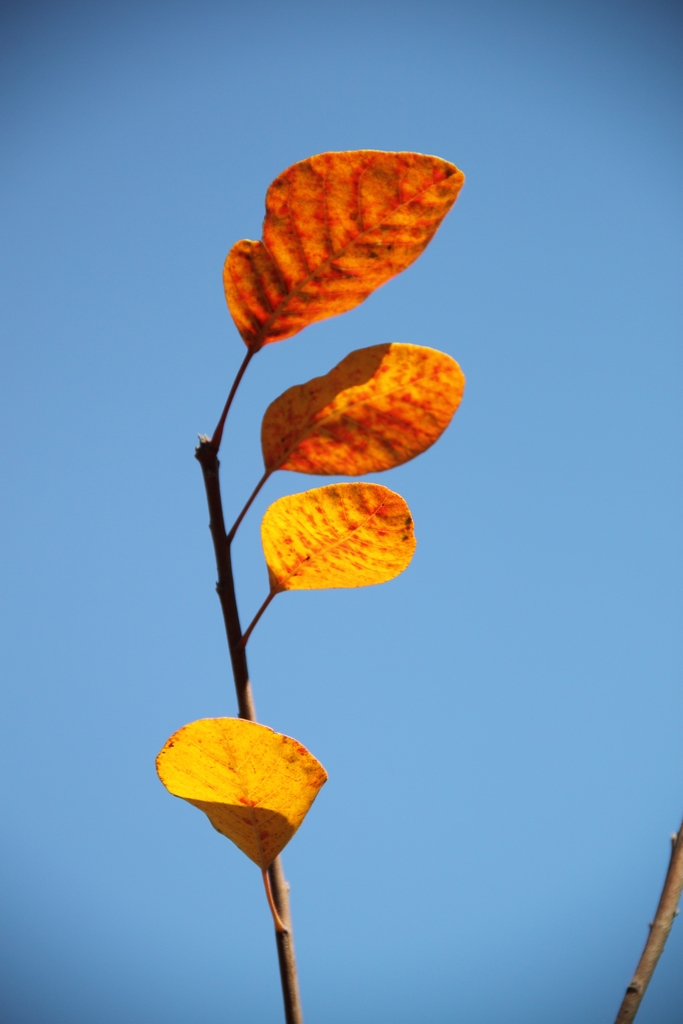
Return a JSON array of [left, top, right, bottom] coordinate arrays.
[[224, 151, 464, 349], [261, 482, 415, 593], [261, 343, 465, 476], [156, 718, 327, 869]]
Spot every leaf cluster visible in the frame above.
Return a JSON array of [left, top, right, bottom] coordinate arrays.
[[158, 150, 465, 893]]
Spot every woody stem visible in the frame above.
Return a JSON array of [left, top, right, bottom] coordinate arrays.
[[195, 357, 304, 1024], [613, 819, 683, 1024]]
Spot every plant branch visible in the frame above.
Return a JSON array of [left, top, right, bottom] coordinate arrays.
[[195, 437, 256, 720], [614, 819, 683, 1024], [227, 469, 271, 544], [195, 429, 303, 1024], [268, 857, 303, 1024], [210, 346, 256, 453]]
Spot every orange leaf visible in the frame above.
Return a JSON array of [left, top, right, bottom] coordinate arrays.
[[156, 718, 327, 869], [261, 343, 465, 475], [261, 482, 415, 592], [224, 151, 465, 349]]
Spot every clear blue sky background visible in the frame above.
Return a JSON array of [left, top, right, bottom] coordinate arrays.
[[1, 2, 681, 1022]]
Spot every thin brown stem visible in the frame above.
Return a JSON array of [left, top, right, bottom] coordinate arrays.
[[239, 589, 277, 650], [268, 858, 303, 1024], [195, 437, 256, 720], [210, 347, 256, 453], [614, 819, 683, 1024], [195, 430, 303, 1024], [227, 469, 272, 544]]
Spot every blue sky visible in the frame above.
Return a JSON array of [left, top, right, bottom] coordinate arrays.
[[0, 1, 681, 1022]]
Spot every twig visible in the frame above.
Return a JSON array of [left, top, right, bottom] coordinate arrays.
[[195, 438, 256, 721], [195, 357, 304, 1024], [614, 819, 683, 1024], [268, 857, 303, 1024]]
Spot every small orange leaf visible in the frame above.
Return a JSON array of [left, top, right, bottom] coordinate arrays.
[[156, 718, 327, 869], [261, 483, 416, 592], [225, 151, 465, 349], [261, 343, 465, 476]]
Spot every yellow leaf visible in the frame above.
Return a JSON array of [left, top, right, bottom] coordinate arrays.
[[156, 718, 327, 869], [261, 343, 465, 476], [224, 151, 464, 349], [261, 483, 416, 592]]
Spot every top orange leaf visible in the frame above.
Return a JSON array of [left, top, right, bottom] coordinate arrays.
[[224, 151, 465, 349]]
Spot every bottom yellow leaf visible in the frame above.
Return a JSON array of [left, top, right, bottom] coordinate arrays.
[[156, 718, 327, 869]]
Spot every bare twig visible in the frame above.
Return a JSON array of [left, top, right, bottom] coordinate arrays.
[[194, 357, 304, 1024], [268, 857, 303, 1024], [614, 819, 683, 1024]]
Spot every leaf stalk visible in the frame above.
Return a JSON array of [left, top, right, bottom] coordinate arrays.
[[210, 346, 256, 453], [263, 868, 288, 933], [227, 468, 271, 544], [238, 589, 278, 651]]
